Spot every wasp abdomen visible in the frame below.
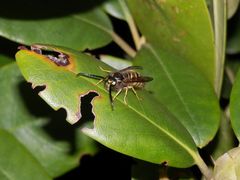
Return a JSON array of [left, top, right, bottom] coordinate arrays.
[[123, 71, 145, 89]]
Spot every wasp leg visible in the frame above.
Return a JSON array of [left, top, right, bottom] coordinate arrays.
[[95, 79, 103, 85], [113, 89, 122, 100], [124, 88, 129, 105], [99, 66, 111, 73], [130, 87, 141, 100]]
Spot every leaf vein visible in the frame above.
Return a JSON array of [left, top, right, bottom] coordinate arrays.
[[146, 44, 200, 144]]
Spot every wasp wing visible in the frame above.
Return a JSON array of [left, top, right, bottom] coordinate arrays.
[[118, 66, 143, 72], [124, 76, 153, 83]]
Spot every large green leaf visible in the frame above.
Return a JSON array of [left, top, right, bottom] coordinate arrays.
[[15, 45, 204, 168], [127, 1, 220, 147], [0, 130, 51, 180], [0, 1, 112, 50], [230, 68, 240, 141], [127, 0, 215, 85], [0, 63, 97, 178]]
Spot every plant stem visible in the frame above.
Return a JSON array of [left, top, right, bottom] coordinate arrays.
[[119, 0, 143, 50], [194, 153, 212, 180], [73, 14, 136, 58], [213, 0, 227, 98], [110, 31, 136, 58], [225, 66, 235, 84]]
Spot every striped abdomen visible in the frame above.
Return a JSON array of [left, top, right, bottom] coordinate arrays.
[[122, 71, 145, 89]]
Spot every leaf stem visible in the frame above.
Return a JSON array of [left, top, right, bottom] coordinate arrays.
[[194, 153, 212, 179], [73, 14, 136, 58], [225, 66, 235, 84], [213, 0, 227, 97], [119, 0, 143, 50], [110, 31, 136, 58]]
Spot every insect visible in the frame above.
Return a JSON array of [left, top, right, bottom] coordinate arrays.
[[77, 66, 153, 109]]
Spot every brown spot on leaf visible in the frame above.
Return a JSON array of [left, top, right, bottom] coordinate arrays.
[[17, 45, 76, 71]]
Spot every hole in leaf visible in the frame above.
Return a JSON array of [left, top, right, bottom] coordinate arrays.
[[18, 45, 70, 66], [161, 161, 168, 166], [75, 91, 99, 127]]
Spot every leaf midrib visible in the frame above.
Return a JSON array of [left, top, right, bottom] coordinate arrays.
[[146, 44, 201, 145]]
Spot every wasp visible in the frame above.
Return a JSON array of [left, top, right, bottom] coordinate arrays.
[[77, 66, 153, 109]]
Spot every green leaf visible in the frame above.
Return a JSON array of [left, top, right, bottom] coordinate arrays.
[[0, 2, 112, 50], [16, 45, 202, 168], [0, 130, 51, 180], [213, 147, 240, 179], [127, 1, 220, 147], [230, 67, 240, 141], [103, 0, 125, 20], [0, 62, 97, 178], [127, 0, 215, 86]]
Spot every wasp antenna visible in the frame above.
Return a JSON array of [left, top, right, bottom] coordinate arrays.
[[76, 72, 104, 80]]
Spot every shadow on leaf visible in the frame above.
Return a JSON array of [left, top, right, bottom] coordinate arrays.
[[18, 81, 97, 154]]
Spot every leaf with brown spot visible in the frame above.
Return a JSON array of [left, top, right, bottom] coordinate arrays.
[[16, 44, 204, 168]]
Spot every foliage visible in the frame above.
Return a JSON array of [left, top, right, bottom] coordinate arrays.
[[0, 0, 240, 179]]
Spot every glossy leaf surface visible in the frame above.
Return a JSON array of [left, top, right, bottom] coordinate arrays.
[[103, 0, 125, 20], [0, 130, 51, 180], [127, 0, 215, 85], [16, 45, 199, 168], [0, 1, 112, 50], [0, 63, 97, 178], [127, 1, 220, 147]]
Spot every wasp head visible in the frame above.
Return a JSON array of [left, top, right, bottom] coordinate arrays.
[[105, 72, 123, 89]]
